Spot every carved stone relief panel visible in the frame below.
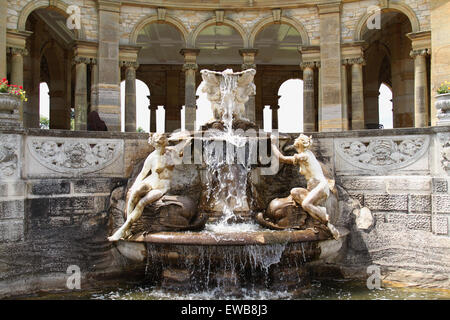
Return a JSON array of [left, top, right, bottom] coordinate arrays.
[[26, 137, 124, 177], [438, 133, 450, 174], [0, 135, 21, 180], [335, 135, 430, 174]]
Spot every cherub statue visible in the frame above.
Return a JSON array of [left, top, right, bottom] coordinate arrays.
[[234, 69, 256, 119], [200, 70, 223, 120], [108, 132, 192, 241], [271, 134, 340, 239], [200, 68, 256, 122]]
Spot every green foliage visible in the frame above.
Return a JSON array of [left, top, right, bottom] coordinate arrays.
[[40, 116, 49, 129], [136, 126, 145, 133], [437, 81, 450, 94]]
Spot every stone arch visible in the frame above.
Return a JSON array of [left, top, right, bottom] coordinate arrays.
[[17, 0, 85, 39], [129, 15, 189, 46], [249, 16, 310, 47], [189, 18, 248, 48], [353, 2, 420, 41]]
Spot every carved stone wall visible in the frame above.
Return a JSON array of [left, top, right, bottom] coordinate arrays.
[[0, 129, 149, 298], [1, 126, 450, 296]]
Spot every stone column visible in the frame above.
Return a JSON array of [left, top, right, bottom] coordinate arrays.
[[271, 98, 280, 130], [96, 0, 121, 131], [350, 57, 365, 130], [10, 47, 26, 86], [301, 62, 316, 132], [149, 101, 157, 133], [318, 63, 322, 129], [341, 60, 349, 130], [73, 56, 88, 131], [122, 61, 138, 132], [410, 49, 430, 127], [0, 0, 6, 79], [239, 49, 258, 122], [90, 58, 98, 113], [318, 3, 343, 132], [180, 48, 200, 131], [9, 47, 27, 122]]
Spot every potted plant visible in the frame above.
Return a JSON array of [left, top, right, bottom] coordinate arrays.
[[0, 78, 27, 110], [436, 81, 450, 125], [0, 78, 27, 128]]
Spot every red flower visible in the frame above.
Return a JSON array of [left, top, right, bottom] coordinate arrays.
[[1, 78, 6, 82], [19, 86, 23, 89]]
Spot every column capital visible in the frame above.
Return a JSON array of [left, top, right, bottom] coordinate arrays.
[[300, 61, 317, 70], [8, 46, 28, 56], [120, 60, 139, 69], [346, 57, 366, 66], [182, 63, 198, 72], [410, 49, 430, 58], [72, 56, 91, 65]]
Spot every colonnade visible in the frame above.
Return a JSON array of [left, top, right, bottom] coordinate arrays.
[[1, 3, 432, 133]]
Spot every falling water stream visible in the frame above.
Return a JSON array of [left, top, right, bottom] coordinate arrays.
[[144, 69, 288, 294], [202, 69, 259, 233]]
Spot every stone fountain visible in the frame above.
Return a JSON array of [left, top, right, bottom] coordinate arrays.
[[107, 68, 370, 294]]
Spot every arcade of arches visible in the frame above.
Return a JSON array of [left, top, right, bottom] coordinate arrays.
[[2, 0, 447, 133]]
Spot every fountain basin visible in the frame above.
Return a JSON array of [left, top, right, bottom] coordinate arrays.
[[128, 228, 334, 246], [114, 228, 349, 293], [117, 227, 349, 262]]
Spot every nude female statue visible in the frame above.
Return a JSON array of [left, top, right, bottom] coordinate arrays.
[[271, 134, 340, 239], [108, 133, 192, 241]]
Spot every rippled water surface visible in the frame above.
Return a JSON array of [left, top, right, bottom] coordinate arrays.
[[15, 280, 450, 300]]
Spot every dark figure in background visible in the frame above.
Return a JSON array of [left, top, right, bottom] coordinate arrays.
[[87, 111, 108, 131]]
